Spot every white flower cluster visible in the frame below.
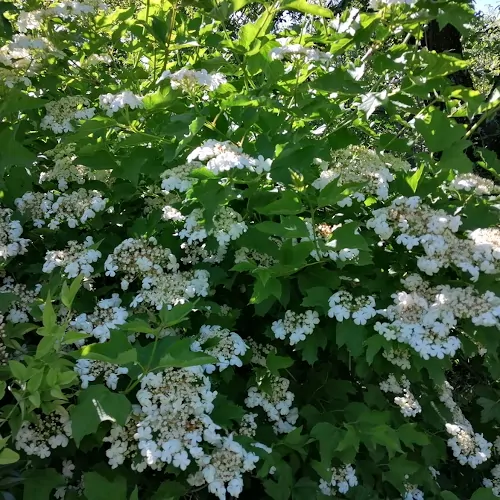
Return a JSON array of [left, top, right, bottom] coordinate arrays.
[[179, 206, 248, 246], [71, 294, 128, 342], [298, 220, 360, 263], [367, 196, 500, 280], [245, 377, 298, 434], [319, 464, 358, 496], [0, 277, 41, 323], [439, 381, 492, 468], [191, 324, 248, 373], [99, 91, 144, 116], [484, 464, 500, 497], [269, 38, 332, 64], [162, 205, 185, 222], [312, 146, 410, 203], [328, 291, 377, 325], [41, 96, 95, 134], [104, 237, 209, 310], [187, 140, 272, 175], [234, 246, 278, 268], [0, 315, 8, 366], [0, 34, 64, 75], [402, 484, 424, 500], [83, 53, 112, 66], [0, 67, 31, 88], [39, 143, 110, 190], [375, 273, 500, 360], [43, 236, 101, 278], [271, 310, 320, 345], [17, 0, 107, 33], [15, 411, 72, 458], [380, 374, 421, 417], [238, 413, 258, 438], [105, 367, 219, 471], [180, 241, 227, 265], [382, 347, 411, 370], [247, 338, 276, 367], [75, 358, 128, 389], [0, 208, 30, 260], [449, 173, 500, 196], [187, 435, 260, 500], [15, 189, 108, 229], [157, 68, 227, 93], [54, 459, 84, 500], [161, 162, 201, 193]]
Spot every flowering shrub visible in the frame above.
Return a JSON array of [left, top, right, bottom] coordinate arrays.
[[0, 0, 500, 499]]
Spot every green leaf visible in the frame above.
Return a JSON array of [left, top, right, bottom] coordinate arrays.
[[61, 274, 83, 309], [8, 360, 28, 381], [365, 425, 402, 456], [384, 456, 419, 490], [418, 51, 470, 79], [470, 489, 497, 500], [130, 486, 139, 500], [159, 301, 196, 327], [364, 335, 389, 365], [256, 216, 309, 238], [414, 107, 466, 152], [329, 222, 369, 251], [336, 424, 360, 462], [78, 331, 137, 365], [0, 127, 36, 173], [297, 330, 327, 365], [301, 287, 330, 314], [255, 191, 304, 215], [279, 0, 332, 17], [317, 177, 350, 208], [174, 116, 206, 158], [477, 397, 500, 423], [238, 6, 273, 48], [251, 275, 282, 304], [42, 294, 56, 329], [62, 331, 90, 345], [151, 15, 168, 43], [71, 384, 132, 445], [36, 335, 56, 358], [114, 147, 150, 185], [83, 472, 127, 500], [266, 352, 293, 375], [311, 422, 341, 464], [292, 477, 320, 500], [151, 481, 188, 500], [77, 149, 119, 171], [210, 394, 246, 428], [398, 423, 430, 449], [406, 165, 425, 193], [158, 338, 217, 369], [336, 320, 367, 357], [0, 448, 19, 465], [120, 318, 157, 334], [441, 493, 460, 500], [0, 93, 47, 115], [0, 292, 17, 313], [438, 141, 474, 173], [23, 469, 64, 500], [312, 68, 362, 95]]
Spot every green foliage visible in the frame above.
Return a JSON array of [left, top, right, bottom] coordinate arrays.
[[0, 0, 499, 499]]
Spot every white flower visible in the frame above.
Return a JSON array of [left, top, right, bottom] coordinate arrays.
[[99, 91, 143, 116], [157, 68, 227, 93]]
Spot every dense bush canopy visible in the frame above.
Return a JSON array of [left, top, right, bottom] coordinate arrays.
[[0, 0, 500, 499]]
